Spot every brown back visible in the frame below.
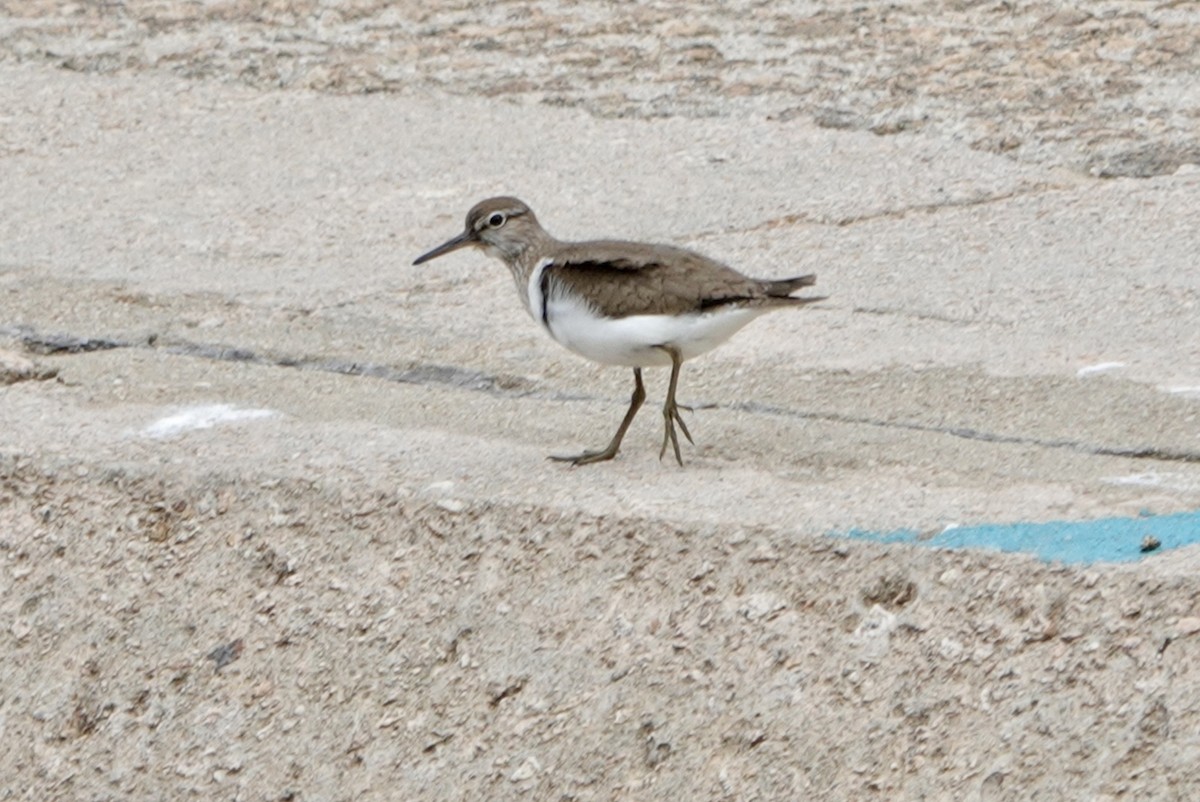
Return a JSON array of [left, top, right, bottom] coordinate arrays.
[[543, 240, 818, 318]]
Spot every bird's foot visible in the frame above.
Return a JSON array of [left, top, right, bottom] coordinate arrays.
[[658, 401, 694, 466], [548, 446, 619, 466]]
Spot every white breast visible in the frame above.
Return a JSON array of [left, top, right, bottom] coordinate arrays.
[[542, 294, 763, 367]]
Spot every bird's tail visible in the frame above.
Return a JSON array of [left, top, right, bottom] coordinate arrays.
[[765, 273, 816, 295], [765, 274, 823, 304]]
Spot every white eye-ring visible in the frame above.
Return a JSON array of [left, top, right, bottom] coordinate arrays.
[[487, 212, 506, 228]]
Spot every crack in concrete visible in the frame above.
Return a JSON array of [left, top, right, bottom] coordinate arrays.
[[826, 183, 1075, 227], [18, 331, 128, 355], [694, 181, 1077, 239], [155, 337, 541, 396], [7, 324, 1199, 465], [2, 326, 531, 394], [849, 305, 997, 327], [731, 401, 1200, 466]]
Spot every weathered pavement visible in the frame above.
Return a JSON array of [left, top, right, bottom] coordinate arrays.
[[3, 62, 1198, 533], [3, 3, 1200, 797]]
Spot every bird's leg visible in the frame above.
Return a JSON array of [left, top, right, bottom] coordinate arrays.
[[550, 368, 646, 466], [657, 346, 694, 466]]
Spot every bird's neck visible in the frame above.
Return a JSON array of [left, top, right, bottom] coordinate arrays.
[[490, 234, 558, 314]]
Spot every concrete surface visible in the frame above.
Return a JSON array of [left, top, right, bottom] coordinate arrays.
[[2, 3, 1200, 800]]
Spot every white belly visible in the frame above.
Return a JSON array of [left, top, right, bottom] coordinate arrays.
[[543, 295, 763, 367]]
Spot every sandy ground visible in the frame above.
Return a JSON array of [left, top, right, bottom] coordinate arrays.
[[3, 2, 1200, 800]]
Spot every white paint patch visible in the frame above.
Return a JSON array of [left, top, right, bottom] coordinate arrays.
[[142, 404, 277, 439], [1104, 472, 1163, 487], [1162, 385, 1200, 399], [1076, 362, 1126, 377], [1102, 472, 1200, 492]]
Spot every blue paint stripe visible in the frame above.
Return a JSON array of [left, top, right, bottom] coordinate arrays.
[[835, 510, 1200, 564]]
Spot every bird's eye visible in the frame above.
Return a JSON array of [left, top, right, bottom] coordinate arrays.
[[487, 212, 506, 228]]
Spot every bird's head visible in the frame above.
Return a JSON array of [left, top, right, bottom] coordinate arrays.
[[413, 196, 543, 265]]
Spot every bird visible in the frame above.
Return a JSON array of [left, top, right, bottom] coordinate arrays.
[[412, 196, 823, 465]]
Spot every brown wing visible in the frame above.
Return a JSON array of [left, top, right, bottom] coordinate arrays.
[[544, 241, 819, 319]]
